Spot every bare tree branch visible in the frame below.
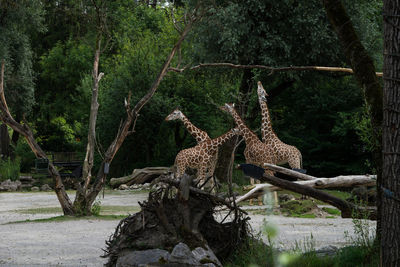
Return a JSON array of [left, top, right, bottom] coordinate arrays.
[[168, 63, 383, 77], [1, 60, 74, 214]]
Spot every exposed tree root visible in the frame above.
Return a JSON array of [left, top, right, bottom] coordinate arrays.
[[102, 174, 250, 266]]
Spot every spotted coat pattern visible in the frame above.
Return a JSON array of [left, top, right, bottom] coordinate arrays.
[[221, 103, 277, 177], [165, 108, 218, 177], [174, 128, 239, 187], [257, 81, 302, 169]]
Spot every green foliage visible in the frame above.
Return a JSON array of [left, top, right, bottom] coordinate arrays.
[[280, 200, 317, 217], [37, 39, 93, 122], [35, 116, 82, 151], [0, 0, 46, 118], [91, 200, 102, 216], [223, 237, 274, 267], [322, 207, 341, 216], [13, 139, 36, 173], [2, 0, 383, 179], [0, 158, 20, 181]]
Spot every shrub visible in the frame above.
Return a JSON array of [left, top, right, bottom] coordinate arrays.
[[0, 158, 21, 181]]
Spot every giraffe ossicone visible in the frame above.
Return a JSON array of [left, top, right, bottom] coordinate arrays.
[[166, 108, 219, 187], [257, 81, 303, 169]]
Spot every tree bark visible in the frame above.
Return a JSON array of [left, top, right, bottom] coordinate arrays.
[[81, 35, 103, 190], [321, 0, 383, 247], [236, 174, 376, 203], [0, 123, 10, 158], [264, 163, 317, 180], [214, 69, 253, 182], [73, 16, 196, 214], [238, 164, 376, 220], [169, 63, 383, 76], [382, 1, 400, 265], [0, 61, 75, 215]]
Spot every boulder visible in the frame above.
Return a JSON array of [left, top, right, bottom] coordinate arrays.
[[116, 248, 170, 267], [31, 186, 40, 192], [0, 179, 21, 191], [278, 193, 295, 203], [114, 243, 221, 267], [169, 243, 200, 265], [119, 184, 129, 190], [40, 184, 52, 191], [192, 245, 221, 266]]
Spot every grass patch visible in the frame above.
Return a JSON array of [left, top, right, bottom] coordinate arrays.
[[223, 238, 274, 267], [18, 207, 62, 214], [280, 199, 317, 216], [295, 214, 317, 219], [322, 207, 341, 216]]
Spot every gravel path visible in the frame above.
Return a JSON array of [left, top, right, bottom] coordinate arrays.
[[0, 191, 376, 266]]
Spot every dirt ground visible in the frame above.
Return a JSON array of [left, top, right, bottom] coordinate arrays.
[[0, 191, 376, 266]]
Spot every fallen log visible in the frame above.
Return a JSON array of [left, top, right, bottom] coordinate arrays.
[[109, 167, 171, 188], [236, 174, 376, 204], [263, 163, 317, 180], [237, 164, 376, 220]]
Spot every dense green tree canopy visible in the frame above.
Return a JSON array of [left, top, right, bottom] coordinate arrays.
[[0, 0, 383, 178]]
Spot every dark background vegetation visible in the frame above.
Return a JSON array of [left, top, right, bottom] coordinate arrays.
[[0, 0, 382, 180]]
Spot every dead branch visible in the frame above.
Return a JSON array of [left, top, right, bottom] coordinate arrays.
[[264, 163, 317, 180], [158, 176, 248, 215], [168, 63, 383, 77], [0, 60, 74, 214], [86, 9, 202, 205], [238, 164, 376, 220], [236, 175, 376, 203]]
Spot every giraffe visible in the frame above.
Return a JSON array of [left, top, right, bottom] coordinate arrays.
[[165, 108, 210, 143], [257, 81, 303, 169], [165, 108, 218, 184], [220, 103, 278, 205], [174, 128, 239, 190]]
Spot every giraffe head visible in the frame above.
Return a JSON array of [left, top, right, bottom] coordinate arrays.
[[219, 103, 235, 113], [257, 81, 268, 102], [165, 108, 185, 121]]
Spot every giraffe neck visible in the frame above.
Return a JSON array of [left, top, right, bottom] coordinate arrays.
[[258, 97, 278, 143], [211, 129, 236, 147], [229, 108, 258, 142], [180, 115, 210, 143]]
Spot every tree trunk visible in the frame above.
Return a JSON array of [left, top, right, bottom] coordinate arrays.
[[322, 0, 383, 245], [73, 16, 196, 215], [81, 35, 102, 189], [214, 69, 253, 182], [381, 1, 400, 265], [0, 123, 10, 158]]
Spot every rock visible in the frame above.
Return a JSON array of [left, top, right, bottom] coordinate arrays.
[[40, 184, 52, 191], [142, 183, 151, 189], [129, 184, 141, 190], [31, 186, 40, 192], [192, 245, 221, 267], [169, 242, 200, 265], [119, 184, 129, 190], [116, 248, 170, 267], [278, 193, 295, 203], [0, 179, 21, 191], [314, 245, 338, 257]]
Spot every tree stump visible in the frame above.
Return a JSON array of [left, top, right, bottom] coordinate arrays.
[[103, 174, 249, 266]]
